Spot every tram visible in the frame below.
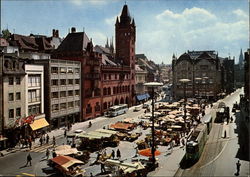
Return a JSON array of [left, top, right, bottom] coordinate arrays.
[[186, 124, 208, 162]]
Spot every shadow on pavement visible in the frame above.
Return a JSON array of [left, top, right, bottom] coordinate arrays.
[[234, 111, 249, 161]]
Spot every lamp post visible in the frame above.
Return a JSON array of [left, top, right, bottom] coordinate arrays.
[[195, 77, 202, 107], [179, 79, 190, 132], [144, 82, 163, 168], [203, 77, 209, 103]]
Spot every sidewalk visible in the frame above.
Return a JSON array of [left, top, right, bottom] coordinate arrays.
[[0, 105, 138, 157]]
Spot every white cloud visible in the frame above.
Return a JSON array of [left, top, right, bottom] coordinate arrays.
[[137, 7, 248, 64], [69, 0, 107, 6], [88, 31, 107, 46], [233, 9, 248, 19], [105, 15, 118, 25]]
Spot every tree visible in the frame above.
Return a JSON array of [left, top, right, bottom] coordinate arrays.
[[1, 29, 11, 39]]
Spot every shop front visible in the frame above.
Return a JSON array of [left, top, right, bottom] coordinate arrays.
[[29, 117, 49, 138]]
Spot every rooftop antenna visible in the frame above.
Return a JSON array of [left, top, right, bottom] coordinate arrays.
[[83, 27, 85, 32], [125, 0, 126, 5]]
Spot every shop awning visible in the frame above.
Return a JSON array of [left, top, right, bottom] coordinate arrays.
[[136, 93, 150, 101], [29, 118, 49, 131]]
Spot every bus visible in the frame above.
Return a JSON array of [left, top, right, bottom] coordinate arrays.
[[107, 104, 128, 117], [186, 124, 208, 162]]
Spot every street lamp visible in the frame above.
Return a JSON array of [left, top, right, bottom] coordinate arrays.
[[195, 77, 202, 107], [202, 77, 209, 102], [144, 82, 163, 169], [179, 79, 191, 132]]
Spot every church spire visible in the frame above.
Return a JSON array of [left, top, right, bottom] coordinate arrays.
[[105, 37, 109, 48], [239, 48, 244, 65], [119, 4, 131, 25]]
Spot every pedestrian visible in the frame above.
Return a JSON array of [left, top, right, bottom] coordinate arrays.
[[101, 162, 106, 173], [64, 129, 67, 138], [53, 136, 56, 147], [134, 146, 138, 157], [46, 134, 49, 144], [46, 148, 50, 159], [181, 138, 185, 147], [29, 141, 32, 150], [235, 160, 241, 176], [52, 149, 56, 158], [111, 150, 115, 159], [90, 173, 93, 177], [39, 137, 43, 146], [116, 149, 121, 159], [25, 153, 32, 166]]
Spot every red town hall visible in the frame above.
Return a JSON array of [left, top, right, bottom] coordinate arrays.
[[52, 4, 136, 120]]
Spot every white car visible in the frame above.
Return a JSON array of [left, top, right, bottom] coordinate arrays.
[[74, 129, 85, 133]]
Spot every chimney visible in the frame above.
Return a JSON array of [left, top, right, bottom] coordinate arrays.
[[55, 30, 59, 37], [71, 27, 76, 33], [52, 29, 56, 37]]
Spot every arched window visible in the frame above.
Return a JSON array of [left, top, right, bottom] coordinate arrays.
[[108, 87, 111, 95]]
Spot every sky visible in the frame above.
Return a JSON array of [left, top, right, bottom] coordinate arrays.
[[1, 0, 249, 64]]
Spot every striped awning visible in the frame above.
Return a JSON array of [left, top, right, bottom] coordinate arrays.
[[29, 118, 49, 131]]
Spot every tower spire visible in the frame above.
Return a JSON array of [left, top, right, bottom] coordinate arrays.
[[105, 37, 109, 48]]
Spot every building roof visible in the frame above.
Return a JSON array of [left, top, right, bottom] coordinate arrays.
[[9, 34, 53, 52], [56, 32, 90, 52]]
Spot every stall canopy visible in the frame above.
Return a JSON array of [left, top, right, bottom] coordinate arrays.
[[138, 148, 161, 157], [29, 118, 49, 131], [110, 122, 134, 130], [105, 159, 145, 174], [51, 155, 84, 170]]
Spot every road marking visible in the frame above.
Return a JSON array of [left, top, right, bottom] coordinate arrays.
[[21, 173, 35, 176]]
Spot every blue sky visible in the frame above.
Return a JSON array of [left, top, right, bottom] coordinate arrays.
[[1, 0, 249, 64]]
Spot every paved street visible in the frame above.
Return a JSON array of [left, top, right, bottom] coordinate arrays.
[[175, 88, 250, 177], [0, 104, 148, 176]]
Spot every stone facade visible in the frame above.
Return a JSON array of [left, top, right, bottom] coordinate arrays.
[[33, 59, 81, 128], [172, 51, 222, 100], [53, 4, 136, 120]]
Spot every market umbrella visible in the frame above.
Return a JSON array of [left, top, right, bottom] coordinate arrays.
[[138, 148, 161, 157]]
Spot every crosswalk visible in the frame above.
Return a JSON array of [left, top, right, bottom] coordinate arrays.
[[29, 144, 56, 153]]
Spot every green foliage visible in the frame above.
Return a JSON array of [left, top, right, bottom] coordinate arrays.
[[1, 29, 11, 39]]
